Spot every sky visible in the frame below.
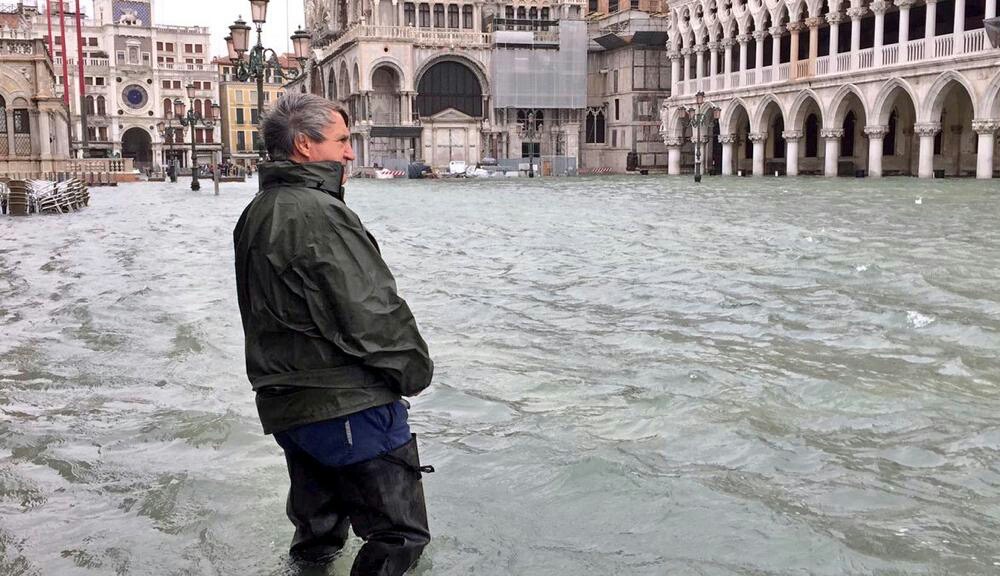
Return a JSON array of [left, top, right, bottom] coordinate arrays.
[[77, 0, 306, 58]]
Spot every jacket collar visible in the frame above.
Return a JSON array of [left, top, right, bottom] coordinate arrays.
[[259, 160, 345, 201]]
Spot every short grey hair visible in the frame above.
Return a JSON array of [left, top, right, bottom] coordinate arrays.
[[261, 92, 350, 161]]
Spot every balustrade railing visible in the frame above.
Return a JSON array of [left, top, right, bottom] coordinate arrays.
[[761, 66, 773, 84], [906, 39, 925, 62], [858, 47, 875, 69], [934, 35, 953, 57], [881, 44, 899, 66], [795, 60, 810, 78], [964, 28, 986, 53], [836, 52, 851, 73], [777, 62, 790, 81], [816, 56, 829, 76], [744, 69, 756, 87]]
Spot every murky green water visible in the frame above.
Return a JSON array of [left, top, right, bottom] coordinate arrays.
[[1, 175, 999, 575]]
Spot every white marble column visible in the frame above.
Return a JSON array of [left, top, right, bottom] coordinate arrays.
[[925, 0, 937, 51], [788, 22, 802, 78], [806, 17, 822, 67], [695, 44, 706, 82], [848, 6, 866, 68], [954, 0, 966, 54], [915, 122, 940, 178], [783, 130, 802, 175], [723, 38, 734, 78], [770, 26, 783, 69], [872, 0, 887, 65], [988, 0, 997, 20], [827, 13, 842, 60], [822, 128, 843, 176], [753, 30, 766, 78], [738, 34, 750, 72], [38, 110, 52, 159], [750, 132, 766, 176], [973, 120, 998, 179], [682, 48, 691, 83], [896, 0, 913, 61], [709, 41, 719, 80], [670, 51, 682, 95], [865, 125, 889, 177], [666, 136, 683, 175], [719, 134, 737, 175]]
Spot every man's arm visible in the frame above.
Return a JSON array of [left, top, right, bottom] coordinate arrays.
[[289, 201, 433, 396]]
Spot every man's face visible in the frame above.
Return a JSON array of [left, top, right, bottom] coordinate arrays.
[[292, 110, 355, 183]]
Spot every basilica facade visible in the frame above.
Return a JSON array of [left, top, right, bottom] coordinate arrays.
[[294, 0, 589, 173]]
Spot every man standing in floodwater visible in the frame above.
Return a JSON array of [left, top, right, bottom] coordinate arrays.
[[233, 92, 434, 575]]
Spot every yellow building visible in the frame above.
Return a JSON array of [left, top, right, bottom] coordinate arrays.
[[215, 55, 299, 168]]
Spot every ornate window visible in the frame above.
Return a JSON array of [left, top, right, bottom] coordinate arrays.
[[434, 4, 445, 27], [585, 109, 606, 144], [462, 5, 473, 28], [448, 4, 459, 27], [419, 3, 431, 26], [416, 60, 483, 117], [405, 2, 416, 25]]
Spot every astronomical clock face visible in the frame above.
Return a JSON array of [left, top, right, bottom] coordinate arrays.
[[122, 85, 149, 110]]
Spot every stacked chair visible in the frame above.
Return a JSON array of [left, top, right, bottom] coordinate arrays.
[[0, 178, 90, 216]]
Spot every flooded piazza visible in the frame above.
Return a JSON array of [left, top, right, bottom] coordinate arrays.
[[1, 175, 999, 575]]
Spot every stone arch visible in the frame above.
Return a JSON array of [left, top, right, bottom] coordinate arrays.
[[416, 57, 485, 118], [310, 66, 324, 96], [121, 126, 153, 168], [327, 66, 337, 100], [414, 53, 490, 96], [921, 71, 978, 123], [870, 77, 919, 126], [787, 88, 823, 129], [352, 61, 360, 93], [371, 64, 402, 124], [368, 57, 407, 91], [720, 96, 752, 134], [751, 94, 786, 133], [980, 68, 1000, 119], [339, 61, 351, 96], [826, 83, 869, 129]]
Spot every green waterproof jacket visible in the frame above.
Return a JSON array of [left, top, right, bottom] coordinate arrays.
[[233, 160, 433, 434]]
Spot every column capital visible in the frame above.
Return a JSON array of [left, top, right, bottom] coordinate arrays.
[[825, 12, 844, 24], [893, 0, 916, 8], [846, 6, 868, 19], [681, 47, 692, 56], [972, 119, 1000, 134], [748, 131, 768, 143], [869, 0, 889, 15], [718, 133, 739, 144], [805, 16, 824, 28], [668, 50, 682, 60], [786, 21, 804, 32], [863, 125, 890, 138], [694, 44, 709, 53], [820, 128, 845, 139], [664, 136, 685, 147], [769, 25, 785, 37], [925, 0, 938, 4], [752, 30, 769, 41], [708, 41, 721, 50], [913, 122, 941, 137], [737, 33, 752, 44], [782, 130, 803, 141], [721, 37, 736, 48]]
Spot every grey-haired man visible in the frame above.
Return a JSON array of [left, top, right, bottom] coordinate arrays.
[[233, 92, 433, 575]]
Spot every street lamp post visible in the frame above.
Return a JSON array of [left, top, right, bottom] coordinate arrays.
[[676, 91, 721, 183], [523, 112, 537, 178], [175, 84, 220, 191], [226, 0, 311, 161], [155, 118, 182, 182]]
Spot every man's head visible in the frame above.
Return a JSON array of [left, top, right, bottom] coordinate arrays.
[[262, 92, 355, 178]]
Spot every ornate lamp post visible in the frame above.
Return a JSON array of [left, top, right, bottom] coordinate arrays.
[[676, 91, 721, 183], [175, 84, 219, 191], [520, 111, 538, 178], [226, 0, 311, 161], [155, 118, 183, 183]]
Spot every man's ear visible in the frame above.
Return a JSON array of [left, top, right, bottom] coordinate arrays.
[[292, 133, 311, 161]]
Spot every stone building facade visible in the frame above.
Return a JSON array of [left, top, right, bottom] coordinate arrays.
[[584, 0, 670, 172], [661, 0, 1000, 178], [292, 0, 589, 173], [0, 30, 72, 175], [27, 0, 221, 171]]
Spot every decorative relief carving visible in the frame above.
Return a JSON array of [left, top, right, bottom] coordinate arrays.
[[913, 123, 941, 137]]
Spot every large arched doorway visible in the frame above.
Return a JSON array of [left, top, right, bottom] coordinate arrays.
[[122, 127, 152, 170], [829, 87, 868, 176], [415, 59, 485, 168], [369, 65, 414, 170], [926, 79, 975, 177]]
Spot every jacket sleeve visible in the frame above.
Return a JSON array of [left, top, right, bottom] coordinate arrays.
[[289, 200, 433, 396]]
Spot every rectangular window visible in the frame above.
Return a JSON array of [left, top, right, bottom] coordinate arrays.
[[588, 0, 598, 11], [419, 4, 430, 26], [143, 53, 151, 65], [157, 41, 164, 51], [611, 129, 617, 147], [204, 82, 211, 90], [195, 44, 203, 53], [185, 44, 193, 52], [99, 127, 108, 140], [463, 5, 473, 28], [434, 5, 445, 27], [237, 131, 246, 151], [251, 108, 260, 124], [630, 0, 640, 8], [117, 51, 125, 63], [235, 90, 244, 104], [95, 77, 105, 86], [85, 76, 94, 85], [405, 2, 416, 25], [236, 108, 245, 124], [12, 109, 30, 133], [89, 38, 98, 47], [252, 131, 261, 151], [167, 43, 175, 51], [615, 98, 620, 120], [173, 81, 181, 89], [448, 5, 459, 27], [609, 0, 619, 11]]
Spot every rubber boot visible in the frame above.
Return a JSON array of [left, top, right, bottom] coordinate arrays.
[[336, 434, 432, 576], [283, 447, 351, 564]]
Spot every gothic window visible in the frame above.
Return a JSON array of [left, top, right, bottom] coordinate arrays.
[[86, 96, 96, 115], [516, 6, 526, 28], [405, 2, 416, 25], [541, 7, 550, 29], [419, 3, 430, 26], [0, 96, 6, 135], [463, 5, 473, 28], [434, 4, 445, 27], [194, 99, 203, 118], [505, 5, 514, 19], [529, 7, 538, 20], [585, 109, 607, 144], [448, 4, 459, 27], [586, 111, 595, 142]]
